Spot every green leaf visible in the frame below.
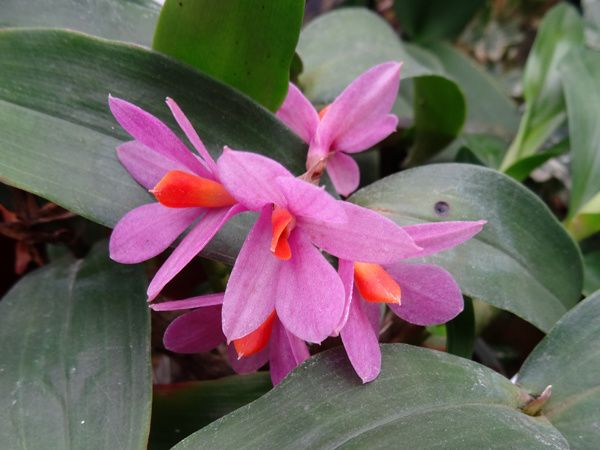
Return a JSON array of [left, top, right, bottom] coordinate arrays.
[[0, 0, 160, 46], [583, 251, 600, 296], [561, 48, 600, 240], [458, 133, 507, 169], [518, 292, 600, 449], [149, 374, 271, 450], [406, 75, 466, 166], [350, 163, 583, 333], [0, 243, 151, 449], [174, 345, 567, 449], [501, 3, 584, 170], [446, 296, 475, 359], [296, 8, 434, 105], [394, 0, 485, 42], [152, 0, 303, 111], [504, 138, 569, 182], [0, 29, 306, 263]]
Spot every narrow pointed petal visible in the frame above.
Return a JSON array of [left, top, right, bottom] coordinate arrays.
[[387, 262, 463, 325], [109, 203, 201, 264], [233, 311, 277, 358], [364, 301, 383, 333], [300, 201, 420, 264], [337, 115, 398, 153], [354, 262, 401, 304], [318, 62, 401, 153], [403, 220, 486, 258], [147, 205, 243, 300], [276, 83, 319, 143], [108, 96, 207, 175], [163, 305, 225, 353], [117, 141, 191, 190], [227, 344, 269, 374], [217, 148, 291, 210], [335, 259, 355, 335], [275, 176, 346, 224], [150, 293, 224, 311], [326, 152, 360, 197], [151, 170, 236, 208], [275, 230, 345, 343], [340, 292, 381, 383], [269, 319, 310, 385], [165, 97, 218, 174], [222, 208, 282, 341]]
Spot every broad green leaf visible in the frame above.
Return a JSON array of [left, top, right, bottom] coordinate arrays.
[[153, 0, 304, 111], [174, 345, 567, 449], [296, 8, 434, 105], [446, 296, 475, 359], [518, 293, 600, 449], [458, 133, 507, 168], [504, 138, 569, 182], [423, 42, 520, 139], [394, 0, 485, 42], [149, 374, 271, 450], [561, 48, 600, 239], [501, 3, 584, 170], [0, 29, 306, 263], [406, 75, 466, 166], [0, 243, 150, 449], [582, 251, 600, 296], [350, 163, 582, 333], [0, 0, 160, 46]]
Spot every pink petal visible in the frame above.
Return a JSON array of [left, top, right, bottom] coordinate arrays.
[[165, 97, 218, 174], [269, 319, 310, 385], [117, 140, 191, 190], [300, 201, 420, 264], [217, 148, 291, 210], [403, 220, 486, 258], [337, 115, 398, 154], [275, 229, 345, 343], [317, 62, 401, 153], [386, 262, 464, 325], [163, 305, 225, 353], [334, 259, 355, 335], [147, 205, 243, 300], [222, 208, 282, 341], [340, 292, 381, 383], [276, 83, 319, 144], [364, 302, 383, 333], [275, 176, 346, 224], [150, 293, 224, 311], [326, 152, 360, 197], [108, 96, 208, 176], [227, 344, 270, 374], [109, 203, 201, 264]]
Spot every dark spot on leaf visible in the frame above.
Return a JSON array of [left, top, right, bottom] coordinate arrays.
[[179, 1, 182, 6], [434, 201, 450, 217]]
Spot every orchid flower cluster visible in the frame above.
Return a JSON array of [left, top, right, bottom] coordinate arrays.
[[108, 62, 485, 384]]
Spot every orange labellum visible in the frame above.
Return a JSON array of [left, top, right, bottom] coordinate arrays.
[[353, 262, 401, 304], [318, 104, 331, 120], [151, 170, 236, 208], [271, 207, 295, 260], [233, 311, 277, 358]]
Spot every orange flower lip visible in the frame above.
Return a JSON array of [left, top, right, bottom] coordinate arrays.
[[233, 311, 277, 358], [353, 262, 401, 304], [271, 206, 295, 260], [318, 104, 331, 120], [150, 170, 236, 208]]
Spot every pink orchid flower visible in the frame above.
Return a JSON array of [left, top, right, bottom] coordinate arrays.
[[337, 220, 486, 383], [277, 62, 401, 196], [151, 294, 309, 385], [215, 149, 421, 345], [107, 96, 244, 300]]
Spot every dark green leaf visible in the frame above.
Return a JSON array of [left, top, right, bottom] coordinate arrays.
[[501, 3, 584, 170], [174, 345, 567, 449], [394, 0, 485, 42], [149, 374, 271, 450], [0, 29, 306, 263], [583, 251, 600, 296], [459, 133, 507, 168], [0, 0, 160, 46], [518, 292, 600, 449], [446, 296, 475, 359], [0, 243, 151, 449], [504, 138, 569, 182], [152, 0, 304, 111], [350, 164, 583, 332]]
